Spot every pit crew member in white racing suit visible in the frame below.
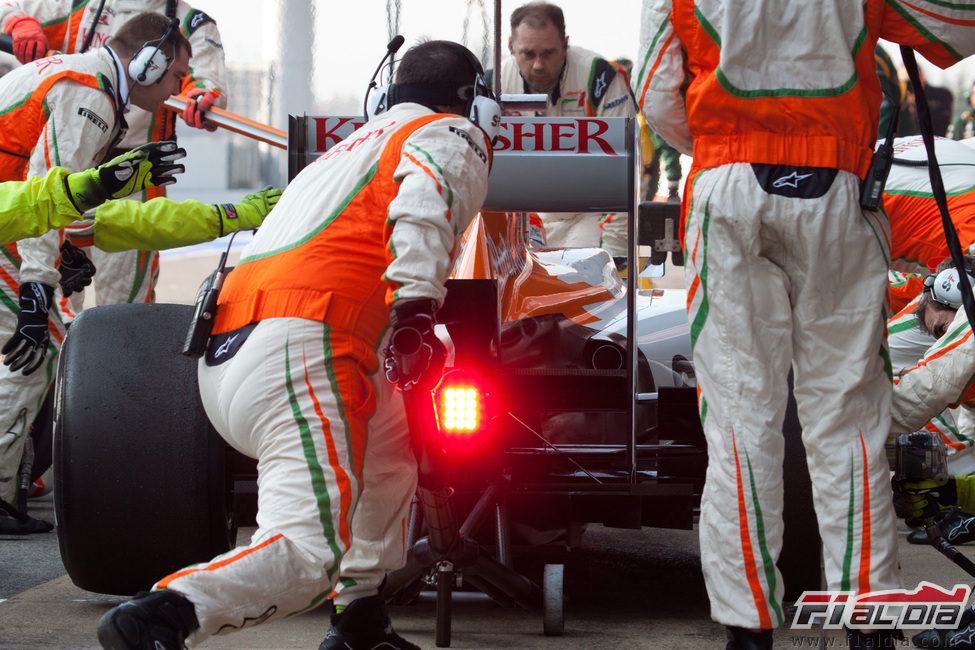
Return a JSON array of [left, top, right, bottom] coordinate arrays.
[[96, 40, 497, 650], [0, 12, 191, 526], [883, 138, 975, 474], [889, 265, 975, 649], [498, 1, 635, 258], [637, 1, 975, 648], [0, 0, 229, 308], [892, 266, 975, 447], [890, 258, 975, 482]]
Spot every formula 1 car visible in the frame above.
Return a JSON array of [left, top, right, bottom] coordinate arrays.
[[51, 111, 820, 640]]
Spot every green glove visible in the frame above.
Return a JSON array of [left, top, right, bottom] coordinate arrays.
[[64, 141, 187, 213], [213, 186, 284, 235]]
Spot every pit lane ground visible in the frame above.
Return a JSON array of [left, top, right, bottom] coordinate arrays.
[[1, 252, 968, 648], [1, 491, 969, 649]]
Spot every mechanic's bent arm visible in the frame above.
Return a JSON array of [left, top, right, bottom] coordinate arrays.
[[383, 116, 491, 307]]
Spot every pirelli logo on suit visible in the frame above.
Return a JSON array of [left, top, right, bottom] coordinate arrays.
[[78, 107, 108, 132]]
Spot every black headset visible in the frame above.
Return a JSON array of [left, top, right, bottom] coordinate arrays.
[[127, 17, 180, 86], [365, 38, 502, 145]]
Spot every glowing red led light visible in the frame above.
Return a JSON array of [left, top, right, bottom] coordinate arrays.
[[441, 386, 479, 433]]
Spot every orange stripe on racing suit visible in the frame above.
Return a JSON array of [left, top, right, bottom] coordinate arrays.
[[212, 113, 448, 341], [303, 352, 355, 553], [856, 432, 872, 594], [732, 431, 772, 629], [157, 533, 286, 588]]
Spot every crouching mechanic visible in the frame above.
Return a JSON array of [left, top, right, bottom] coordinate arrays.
[[96, 39, 497, 650], [889, 257, 975, 481], [891, 263, 975, 451]]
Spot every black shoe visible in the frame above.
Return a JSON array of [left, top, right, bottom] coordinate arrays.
[[725, 626, 773, 649], [97, 590, 198, 650], [913, 602, 975, 648], [847, 627, 903, 648], [319, 595, 419, 650], [0, 507, 52, 534], [907, 508, 975, 545], [915, 624, 975, 648]]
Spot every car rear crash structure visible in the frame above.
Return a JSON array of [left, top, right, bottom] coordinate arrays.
[[51, 109, 821, 644]]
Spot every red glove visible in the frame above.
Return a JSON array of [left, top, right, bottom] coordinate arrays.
[[3, 15, 47, 63], [182, 88, 218, 131]]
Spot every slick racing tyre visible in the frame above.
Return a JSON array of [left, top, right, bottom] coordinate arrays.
[[54, 304, 235, 595]]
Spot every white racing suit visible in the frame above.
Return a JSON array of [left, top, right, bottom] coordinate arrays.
[[0, 0, 228, 308], [892, 303, 975, 446], [155, 103, 491, 643], [883, 137, 975, 473], [889, 295, 975, 475], [499, 45, 635, 256], [638, 0, 975, 631], [0, 47, 124, 504]]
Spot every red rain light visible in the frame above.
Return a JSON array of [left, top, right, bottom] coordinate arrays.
[[439, 385, 480, 435]]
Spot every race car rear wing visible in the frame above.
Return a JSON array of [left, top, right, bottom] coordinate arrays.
[[288, 114, 682, 263], [289, 115, 634, 213]]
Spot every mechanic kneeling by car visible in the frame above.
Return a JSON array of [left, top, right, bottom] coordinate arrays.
[[96, 39, 499, 650]]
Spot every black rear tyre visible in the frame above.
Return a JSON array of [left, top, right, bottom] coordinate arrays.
[[54, 304, 235, 595]]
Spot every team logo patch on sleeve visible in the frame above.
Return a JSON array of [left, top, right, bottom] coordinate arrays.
[[78, 107, 109, 132], [589, 59, 617, 109], [186, 10, 216, 35]]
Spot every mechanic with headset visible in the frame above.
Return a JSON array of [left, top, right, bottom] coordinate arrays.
[[636, 2, 975, 648], [892, 261, 975, 454], [884, 138, 975, 477], [0, 0, 228, 310], [0, 12, 190, 532], [498, 2, 636, 259], [96, 39, 499, 650]]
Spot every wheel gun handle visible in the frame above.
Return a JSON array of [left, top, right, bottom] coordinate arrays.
[[389, 326, 427, 384]]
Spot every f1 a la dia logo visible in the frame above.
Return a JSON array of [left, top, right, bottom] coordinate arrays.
[[792, 582, 971, 630]]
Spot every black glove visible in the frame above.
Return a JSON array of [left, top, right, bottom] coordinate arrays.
[[57, 241, 96, 297], [64, 140, 187, 213], [1, 282, 54, 375], [383, 298, 446, 391]]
